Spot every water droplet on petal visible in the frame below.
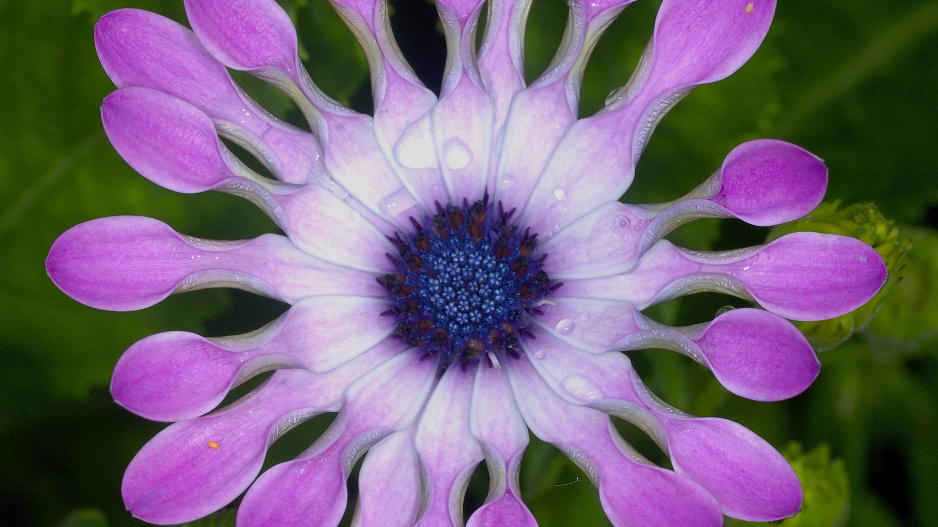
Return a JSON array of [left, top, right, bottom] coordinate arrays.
[[554, 187, 567, 201], [561, 374, 604, 402], [533, 350, 546, 360], [715, 305, 736, 316], [555, 318, 576, 335], [501, 175, 516, 189], [378, 187, 414, 215], [442, 139, 472, 170], [393, 119, 438, 169]]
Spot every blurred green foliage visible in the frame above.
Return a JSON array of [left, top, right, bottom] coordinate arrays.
[[1, 0, 936, 526]]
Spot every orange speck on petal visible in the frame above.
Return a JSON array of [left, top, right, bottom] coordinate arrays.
[[745, 2, 754, 13], [208, 441, 220, 449]]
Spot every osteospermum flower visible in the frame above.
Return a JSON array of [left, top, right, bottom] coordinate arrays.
[[46, 0, 887, 525]]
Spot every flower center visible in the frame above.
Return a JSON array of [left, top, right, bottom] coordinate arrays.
[[379, 195, 555, 373]]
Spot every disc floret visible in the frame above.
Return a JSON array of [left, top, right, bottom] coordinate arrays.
[[380, 194, 554, 372]]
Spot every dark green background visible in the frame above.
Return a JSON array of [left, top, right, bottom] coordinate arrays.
[[2, 0, 937, 526]]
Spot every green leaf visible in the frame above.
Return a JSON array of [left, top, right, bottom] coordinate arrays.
[[866, 225, 938, 349]]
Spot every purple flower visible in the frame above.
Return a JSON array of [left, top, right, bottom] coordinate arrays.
[[46, 0, 887, 525]]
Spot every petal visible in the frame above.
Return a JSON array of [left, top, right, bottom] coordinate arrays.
[[527, 348, 802, 521], [95, 9, 320, 184], [277, 184, 399, 273], [123, 368, 353, 525], [101, 87, 247, 194], [678, 309, 818, 401], [330, 0, 448, 209], [111, 301, 400, 422], [183, 0, 299, 75], [237, 351, 437, 527], [353, 429, 421, 527], [467, 364, 536, 527], [694, 139, 828, 226], [538, 202, 653, 279], [555, 239, 700, 309], [559, 233, 887, 321], [477, 0, 531, 135], [414, 367, 483, 525], [185, 0, 425, 227], [521, 0, 776, 237], [532, 298, 643, 353], [533, 304, 818, 401], [433, 75, 495, 204], [433, 0, 493, 203], [508, 358, 723, 526], [696, 233, 887, 320], [46, 216, 384, 310], [662, 417, 802, 521], [494, 0, 637, 213], [103, 87, 398, 269]]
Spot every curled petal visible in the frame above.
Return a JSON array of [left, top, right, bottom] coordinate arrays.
[[690, 139, 828, 226], [102, 87, 397, 270], [102, 87, 250, 194], [95, 9, 320, 184], [662, 417, 802, 521], [617, 0, 776, 110], [467, 364, 535, 527], [330, 0, 448, 209], [353, 429, 421, 527], [184, 0, 299, 75], [46, 216, 383, 311], [185, 0, 424, 227], [522, 0, 776, 237], [496, 0, 637, 214], [237, 351, 437, 527], [433, 0, 494, 203], [560, 233, 887, 321], [677, 309, 817, 400], [414, 367, 483, 525], [467, 489, 535, 527], [477, 0, 531, 135], [693, 233, 887, 320], [532, 304, 817, 401], [111, 301, 400, 422], [527, 348, 803, 521], [122, 368, 354, 525], [508, 358, 722, 527]]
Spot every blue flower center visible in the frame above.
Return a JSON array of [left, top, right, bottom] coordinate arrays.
[[379, 196, 555, 373]]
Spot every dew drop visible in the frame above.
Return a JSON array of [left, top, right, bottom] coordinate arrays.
[[378, 187, 414, 215], [501, 175, 516, 189], [392, 119, 437, 169], [555, 318, 576, 335], [715, 305, 735, 316], [533, 350, 546, 360], [561, 374, 603, 402], [442, 139, 472, 170], [553, 187, 567, 201]]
